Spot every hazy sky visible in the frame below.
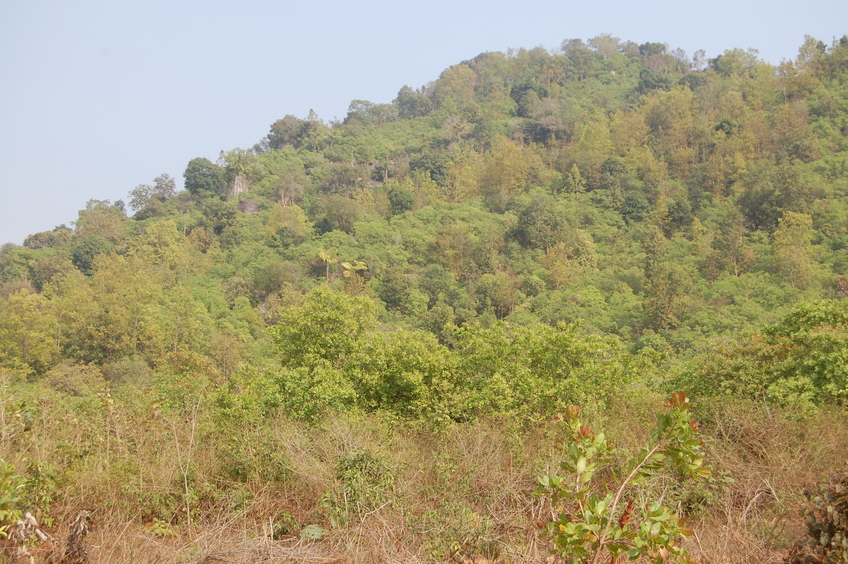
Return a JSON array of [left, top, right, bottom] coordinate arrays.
[[1, 0, 846, 245]]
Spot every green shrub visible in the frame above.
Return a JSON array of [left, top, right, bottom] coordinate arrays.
[[20, 459, 58, 527], [787, 472, 848, 563], [0, 460, 23, 537], [537, 392, 710, 564], [103, 356, 153, 389], [322, 448, 395, 526], [681, 300, 848, 411]]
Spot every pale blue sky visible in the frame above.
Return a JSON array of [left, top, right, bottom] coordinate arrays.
[[1, 0, 846, 245]]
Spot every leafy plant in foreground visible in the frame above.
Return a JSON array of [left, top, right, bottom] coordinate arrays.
[[787, 471, 848, 563], [537, 392, 710, 564], [0, 459, 23, 537]]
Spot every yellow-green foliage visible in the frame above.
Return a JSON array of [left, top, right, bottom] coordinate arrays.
[[680, 300, 848, 410], [0, 459, 23, 536]]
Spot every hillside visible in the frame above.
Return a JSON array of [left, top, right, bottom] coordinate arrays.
[[1, 34, 848, 563]]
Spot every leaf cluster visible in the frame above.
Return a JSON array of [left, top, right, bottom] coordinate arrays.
[[537, 392, 710, 563], [0, 459, 23, 537], [788, 472, 848, 563]]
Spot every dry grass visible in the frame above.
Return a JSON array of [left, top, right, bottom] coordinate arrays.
[[1, 387, 846, 563], [682, 400, 848, 564]]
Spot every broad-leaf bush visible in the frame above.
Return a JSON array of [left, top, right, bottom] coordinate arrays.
[[0, 460, 23, 537], [680, 300, 848, 410], [787, 472, 848, 563], [537, 392, 710, 564], [261, 286, 642, 422]]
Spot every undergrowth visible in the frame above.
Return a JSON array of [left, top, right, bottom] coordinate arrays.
[[0, 379, 845, 563]]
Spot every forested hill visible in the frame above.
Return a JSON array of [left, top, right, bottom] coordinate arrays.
[[4, 34, 848, 563], [3, 34, 848, 407]]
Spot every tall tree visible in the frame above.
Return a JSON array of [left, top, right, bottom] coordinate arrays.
[[567, 164, 585, 228], [642, 226, 690, 330], [480, 136, 530, 212], [128, 173, 177, 213], [271, 286, 376, 370], [184, 157, 227, 198], [0, 289, 56, 374], [772, 211, 816, 289], [74, 200, 127, 242]]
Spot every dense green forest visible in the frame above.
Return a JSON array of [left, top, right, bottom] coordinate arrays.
[[1, 34, 848, 562]]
